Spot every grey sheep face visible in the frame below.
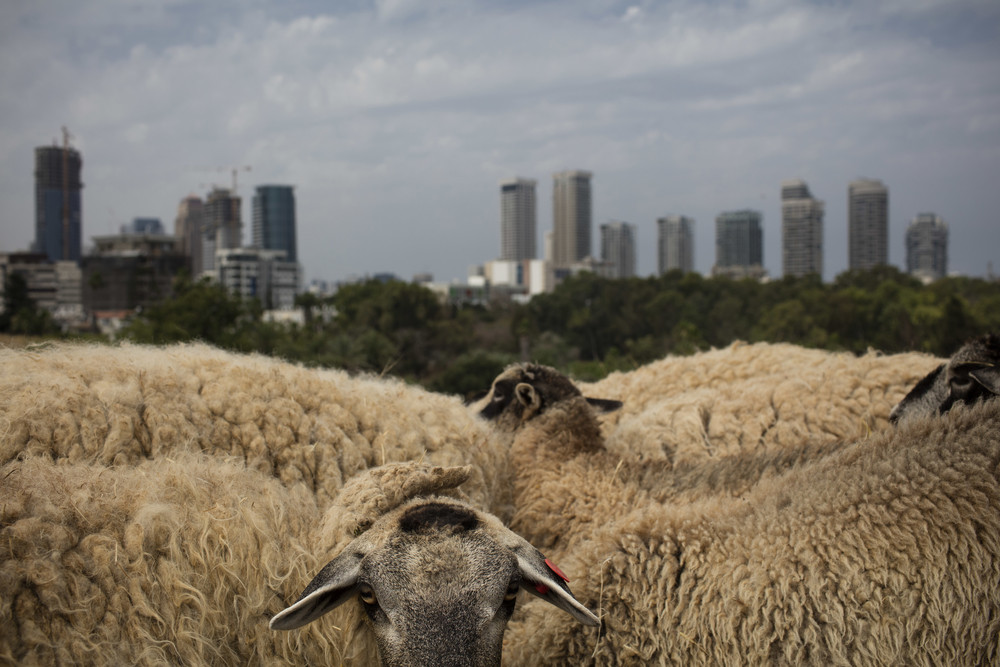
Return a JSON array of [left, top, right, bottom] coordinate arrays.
[[479, 363, 622, 428], [271, 497, 598, 667], [890, 333, 1000, 425]]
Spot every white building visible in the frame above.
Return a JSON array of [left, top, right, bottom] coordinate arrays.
[[215, 247, 301, 310], [657, 215, 695, 274]]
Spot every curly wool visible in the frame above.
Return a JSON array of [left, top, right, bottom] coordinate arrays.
[[0, 454, 353, 666], [0, 342, 511, 516], [581, 341, 942, 464], [503, 400, 1000, 665]]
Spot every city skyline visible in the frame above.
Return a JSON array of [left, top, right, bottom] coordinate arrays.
[[1, 1, 998, 283]]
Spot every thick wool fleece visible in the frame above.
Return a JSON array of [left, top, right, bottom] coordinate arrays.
[[503, 400, 1000, 665], [582, 342, 942, 464], [0, 455, 355, 666], [0, 342, 511, 516]]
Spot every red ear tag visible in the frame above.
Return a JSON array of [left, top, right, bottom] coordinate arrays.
[[534, 583, 550, 595], [545, 558, 570, 582]]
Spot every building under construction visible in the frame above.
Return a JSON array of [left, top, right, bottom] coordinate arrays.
[[34, 135, 83, 263]]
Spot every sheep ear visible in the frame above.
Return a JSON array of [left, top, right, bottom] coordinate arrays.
[[586, 397, 623, 413], [969, 365, 1000, 395], [513, 546, 599, 627], [515, 382, 541, 411], [270, 549, 362, 630]]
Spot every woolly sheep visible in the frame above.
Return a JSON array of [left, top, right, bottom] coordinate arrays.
[[270, 461, 598, 666], [503, 400, 1000, 664], [0, 342, 511, 516], [890, 332, 1000, 425], [0, 454, 339, 665], [479, 363, 855, 561], [580, 341, 942, 464]]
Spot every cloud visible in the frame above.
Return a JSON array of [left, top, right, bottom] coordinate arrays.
[[1, 0, 998, 283]]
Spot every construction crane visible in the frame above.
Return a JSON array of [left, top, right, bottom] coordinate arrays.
[[61, 126, 74, 260], [221, 165, 252, 195]]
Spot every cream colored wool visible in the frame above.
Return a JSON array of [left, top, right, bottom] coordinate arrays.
[[0, 454, 348, 665], [0, 342, 510, 516], [581, 342, 942, 464], [503, 400, 1000, 665]]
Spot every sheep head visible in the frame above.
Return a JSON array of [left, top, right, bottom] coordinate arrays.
[[891, 333, 1000, 425], [271, 463, 598, 667], [478, 363, 622, 431]]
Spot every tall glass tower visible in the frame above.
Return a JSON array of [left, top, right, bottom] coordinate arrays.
[[714, 210, 763, 275], [252, 185, 297, 263], [906, 213, 948, 282], [848, 178, 888, 271], [600, 221, 636, 278], [657, 215, 694, 274], [499, 178, 537, 261], [34, 144, 83, 262], [552, 170, 592, 268]]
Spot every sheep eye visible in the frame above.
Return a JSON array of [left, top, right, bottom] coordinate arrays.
[[492, 392, 505, 402], [358, 585, 377, 605]]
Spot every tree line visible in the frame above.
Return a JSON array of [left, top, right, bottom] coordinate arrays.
[[4, 266, 998, 398]]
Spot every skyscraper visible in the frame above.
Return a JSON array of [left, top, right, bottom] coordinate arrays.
[[499, 178, 537, 261], [600, 221, 636, 279], [906, 213, 948, 282], [848, 178, 888, 271], [781, 179, 824, 278], [175, 195, 204, 275], [201, 188, 241, 274], [34, 143, 83, 263], [252, 185, 297, 263], [552, 170, 592, 268], [713, 210, 763, 278], [657, 215, 694, 274]]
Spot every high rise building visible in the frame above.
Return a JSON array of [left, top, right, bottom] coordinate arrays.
[[175, 195, 204, 275], [552, 170, 592, 268], [657, 215, 694, 274], [82, 233, 188, 313], [848, 178, 888, 271], [781, 179, 824, 278], [713, 210, 764, 279], [201, 188, 241, 274], [252, 185, 297, 263], [600, 221, 636, 279], [34, 143, 83, 263], [215, 247, 300, 310], [906, 213, 948, 282], [499, 178, 537, 261]]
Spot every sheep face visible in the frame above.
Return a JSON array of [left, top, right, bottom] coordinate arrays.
[[479, 363, 622, 429], [891, 333, 1000, 425], [271, 497, 597, 667]]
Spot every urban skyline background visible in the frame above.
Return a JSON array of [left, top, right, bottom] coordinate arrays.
[[1, 1, 998, 284]]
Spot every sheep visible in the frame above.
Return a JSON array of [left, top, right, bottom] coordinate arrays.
[[579, 341, 942, 464], [502, 399, 1000, 664], [270, 461, 598, 667], [890, 332, 1000, 425], [0, 342, 511, 516], [0, 453, 341, 665], [478, 362, 855, 563]]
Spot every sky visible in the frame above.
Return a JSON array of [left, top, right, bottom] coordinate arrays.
[[1, 0, 998, 285]]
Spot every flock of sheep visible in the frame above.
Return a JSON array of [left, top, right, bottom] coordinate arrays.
[[1, 334, 998, 665]]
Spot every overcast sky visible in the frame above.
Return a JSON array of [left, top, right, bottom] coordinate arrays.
[[2, 0, 998, 285]]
